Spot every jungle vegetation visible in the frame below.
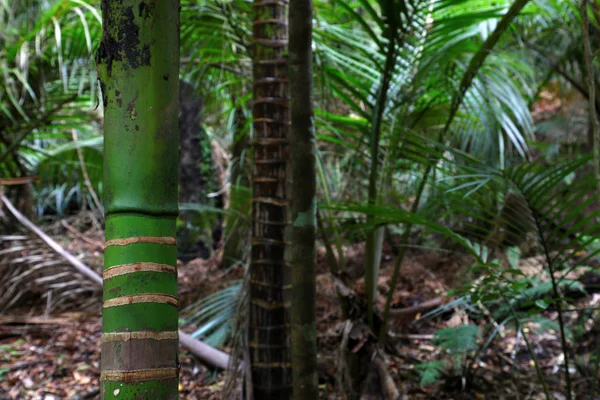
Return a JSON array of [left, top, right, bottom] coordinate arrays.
[[1, 0, 600, 399]]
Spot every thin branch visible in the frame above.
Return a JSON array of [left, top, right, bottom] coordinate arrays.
[[522, 38, 600, 114], [527, 193, 573, 399], [518, 323, 552, 400], [71, 130, 104, 215], [1, 194, 103, 286], [60, 219, 104, 251], [388, 296, 444, 317], [0, 176, 39, 185]]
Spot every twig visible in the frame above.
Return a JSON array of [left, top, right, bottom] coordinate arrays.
[[388, 333, 434, 340], [497, 352, 515, 366], [518, 323, 551, 400], [1, 194, 231, 370], [71, 130, 103, 215], [529, 203, 573, 399], [60, 219, 104, 251], [0, 315, 74, 325], [0, 176, 39, 185], [388, 296, 444, 317]]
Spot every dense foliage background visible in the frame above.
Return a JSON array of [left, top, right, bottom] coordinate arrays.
[[2, 0, 600, 398]]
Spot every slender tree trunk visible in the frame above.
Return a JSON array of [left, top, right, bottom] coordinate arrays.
[[222, 106, 249, 270], [97, 1, 180, 399], [583, 0, 600, 198], [248, 0, 292, 396], [288, 0, 317, 397], [178, 80, 213, 261], [364, 15, 397, 329]]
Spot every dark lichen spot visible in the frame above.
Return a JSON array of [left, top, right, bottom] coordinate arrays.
[[97, 3, 151, 76], [116, 98, 122, 107], [115, 90, 120, 97], [163, 74, 169, 81], [138, 1, 154, 18], [128, 92, 139, 114], [107, 286, 121, 295], [138, 1, 146, 16], [141, 44, 151, 65], [135, 125, 140, 131]]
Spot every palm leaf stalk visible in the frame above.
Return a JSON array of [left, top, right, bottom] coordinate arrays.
[[97, 1, 180, 398], [248, 0, 293, 396], [379, 0, 533, 340], [364, 0, 399, 330], [289, 0, 318, 395]]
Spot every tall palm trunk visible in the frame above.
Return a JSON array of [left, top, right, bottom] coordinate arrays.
[[288, 0, 317, 396], [97, 1, 180, 399], [248, 0, 292, 397]]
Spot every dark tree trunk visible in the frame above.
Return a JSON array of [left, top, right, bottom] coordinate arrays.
[[288, 0, 318, 395], [221, 106, 249, 270], [248, 0, 292, 396], [179, 81, 206, 206], [177, 80, 222, 261]]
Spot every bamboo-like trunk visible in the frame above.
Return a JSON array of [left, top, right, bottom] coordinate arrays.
[[288, 0, 317, 396], [97, 1, 180, 399], [249, 0, 292, 397]]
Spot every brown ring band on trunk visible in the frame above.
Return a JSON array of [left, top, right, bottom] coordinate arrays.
[[100, 368, 177, 382], [104, 236, 176, 249], [102, 331, 178, 342], [250, 299, 291, 310], [103, 294, 178, 308], [103, 262, 176, 279]]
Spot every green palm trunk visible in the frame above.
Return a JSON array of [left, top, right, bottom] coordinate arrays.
[[248, 0, 292, 397], [98, 1, 180, 399], [288, 0, 317, 396]]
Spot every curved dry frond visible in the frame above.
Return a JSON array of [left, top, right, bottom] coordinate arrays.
[[0, 234, 100, 313]]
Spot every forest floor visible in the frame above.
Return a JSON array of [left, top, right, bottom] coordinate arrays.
[[0, 221, 598, 399]]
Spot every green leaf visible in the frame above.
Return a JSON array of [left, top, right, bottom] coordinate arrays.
[[416, 360, 448, 387], [535, 299, 549, 310], [433, 324, 480, 354], [507, 246, 521, 269]]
